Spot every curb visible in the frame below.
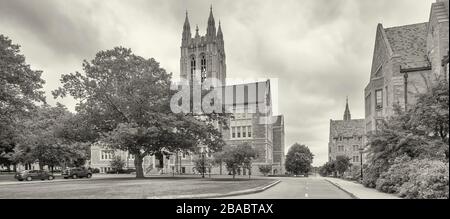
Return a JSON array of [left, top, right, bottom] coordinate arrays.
[[147, 180, 281, 199], [325, 179, 358, 199]]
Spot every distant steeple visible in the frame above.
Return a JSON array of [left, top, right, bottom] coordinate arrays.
[[206, 5, 216, 40], [182, 10, 191, 45], [344, 97, 351, 121]]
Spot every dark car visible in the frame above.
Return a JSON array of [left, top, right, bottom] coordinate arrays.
[[15, 170, 55, 181], [62, 168, 92, 179]]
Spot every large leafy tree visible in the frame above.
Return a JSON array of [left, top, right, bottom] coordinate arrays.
[[0, 34, 46, 169], [54, 47, 226, 178], [13, 104, 89, 170], [222, 142, 257, 179], [285, 143, 314, 175]]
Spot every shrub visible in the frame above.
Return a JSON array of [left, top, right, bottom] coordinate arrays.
[[344, 165, 362, 181], [362, 159, 389, 188], [375, 155, 412, 193], [398, 159, 449, 199], [91, 168, 100, 174], [259, 165, 272, 176]]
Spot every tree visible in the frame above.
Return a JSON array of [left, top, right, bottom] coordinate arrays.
[[110, 156, 125, 173], [0, 34, 46, 170], [334, 156, 351, 176], [193, 156, 213, 177], [259, 165, 272, 176], [54, 47, 226, 178], [285, 143, 314, 175], [212, 151, 226, 175], [12, 104, 89, 170], [223, 143, 257, 179], [319, 161, 335, 177]]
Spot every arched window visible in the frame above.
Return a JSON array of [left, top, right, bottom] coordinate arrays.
[[200, 54, 207, 82], [190, 56, 196, 80]]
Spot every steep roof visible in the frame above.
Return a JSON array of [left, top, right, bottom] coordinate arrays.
[[330, 119, 365, 138], [384, 23, 430, 69]]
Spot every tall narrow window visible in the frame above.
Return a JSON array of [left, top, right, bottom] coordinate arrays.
[[200, 55, 207, 82], [247, 126, 252, 138], [375, 89, 383, 110], [190, 56, 196, 81], [385, 86, 389, 106], [243, 127, 247, 138], [237, 127, 241, 138], [232, 127, 236, 138]]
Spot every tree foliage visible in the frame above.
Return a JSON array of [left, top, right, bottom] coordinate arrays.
[[11, 104, 89, 169], [0, 34, 46, 169], [222, 142, 257, 179], [110, 156, 126, 173], [258, 165, 272, 176], [364, 79, 449, 193], [334, 155, 351, 175], [54, 47, 226, 178], [285, 143, 314, 175]]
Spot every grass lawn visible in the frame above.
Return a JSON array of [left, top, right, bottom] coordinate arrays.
[[0, 175, 275, 199]]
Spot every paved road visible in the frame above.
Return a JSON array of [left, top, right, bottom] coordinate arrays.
[[222, 176, 353, 199]]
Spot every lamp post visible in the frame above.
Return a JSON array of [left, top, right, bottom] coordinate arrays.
[[359, 148, 364, 180], [201, 147, 205, 178]]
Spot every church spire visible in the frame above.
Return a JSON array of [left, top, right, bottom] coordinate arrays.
[[182, 10, 191, 45], [206, 5, 216, 40], [343, 97, 351, 121]]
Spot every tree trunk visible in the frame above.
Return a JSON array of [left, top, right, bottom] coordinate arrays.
[[232, 168, 236, 179], [219, 162, 222, 175], [134, 156, 144, 178], [13, 164, 17, 172]]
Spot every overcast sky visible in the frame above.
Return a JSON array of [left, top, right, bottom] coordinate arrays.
[[0, 0, 434, 166]]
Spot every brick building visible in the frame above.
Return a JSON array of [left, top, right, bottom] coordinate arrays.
[[328, 99, 365, 166], [365, 0, 449, 133]]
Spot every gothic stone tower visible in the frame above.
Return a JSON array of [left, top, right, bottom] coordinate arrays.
[[180, 7, 226, 87]]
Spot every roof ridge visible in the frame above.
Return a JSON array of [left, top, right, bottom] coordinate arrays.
[[384, 22, 428, 30]]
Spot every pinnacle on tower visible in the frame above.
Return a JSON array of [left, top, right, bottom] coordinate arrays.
[[182, 10, 191, 44], [217, 20, 223, 40], [206, 5, 216, 39], [344, 97, 352, 121], [195, 25, 200, 38]]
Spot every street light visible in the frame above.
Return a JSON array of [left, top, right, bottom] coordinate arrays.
[[200, 147, 206, 178], [359, 147, 364, 181]]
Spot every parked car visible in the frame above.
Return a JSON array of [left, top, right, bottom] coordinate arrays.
[[62, 168, 92, 179], [15, 170, 55, 181]]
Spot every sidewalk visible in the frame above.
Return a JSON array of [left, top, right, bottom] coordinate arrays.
[[324, 177, 401, 199]]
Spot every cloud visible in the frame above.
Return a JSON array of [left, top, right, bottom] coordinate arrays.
[[0, 0, 435, 166]]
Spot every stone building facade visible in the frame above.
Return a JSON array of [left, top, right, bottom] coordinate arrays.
[[90, 142, 163, 174], [167, 80, 285, 176], [180, 7, 226, 87], [328, 99, 365, 166], [365, 0, 449, 133]]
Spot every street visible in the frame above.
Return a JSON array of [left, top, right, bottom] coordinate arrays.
[[222, 176, 353, 199]]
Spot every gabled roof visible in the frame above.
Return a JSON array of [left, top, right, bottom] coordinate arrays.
[[384, 23, 430, 70]]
